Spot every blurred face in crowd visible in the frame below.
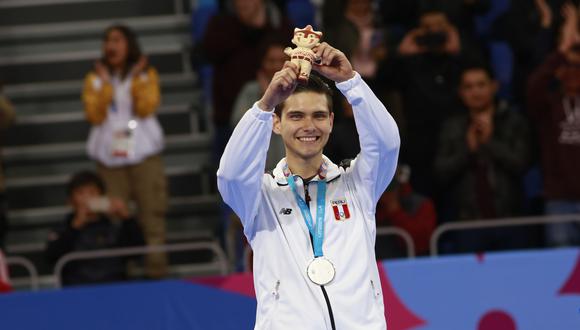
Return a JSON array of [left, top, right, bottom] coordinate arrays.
[[459, 69, 498, 112], [557, 64, 580, 96], [234, 0, 264, 24], [103, 28, 129, 70], [70, 184, 101, 211], [419, 11, 450, 33], [273, 92, 334, 163], [261, 45, 287, 81], [346, 0, 372, 17]]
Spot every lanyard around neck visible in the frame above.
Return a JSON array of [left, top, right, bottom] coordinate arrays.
[[287, 176, 327, 258]]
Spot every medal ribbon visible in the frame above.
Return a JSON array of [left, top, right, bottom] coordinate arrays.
[[287, 176, 327, 258]]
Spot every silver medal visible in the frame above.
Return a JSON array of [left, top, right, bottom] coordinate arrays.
[[307, 257, 335, 286]]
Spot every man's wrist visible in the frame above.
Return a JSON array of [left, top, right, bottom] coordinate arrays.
[[257, 99, 274, 112], [335, 71, 356, 83]]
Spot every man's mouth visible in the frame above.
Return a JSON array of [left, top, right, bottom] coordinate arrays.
[[297, 136, 319, 143]]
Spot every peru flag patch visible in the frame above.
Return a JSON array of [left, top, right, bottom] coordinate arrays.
[[331, 198, 350, 221]]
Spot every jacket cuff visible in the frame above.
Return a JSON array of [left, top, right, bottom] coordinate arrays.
[[250, 101, 275, 121], [335, 72, 362, 94]]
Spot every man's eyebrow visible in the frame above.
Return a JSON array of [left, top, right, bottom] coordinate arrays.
[[285, 110, 304, 116]]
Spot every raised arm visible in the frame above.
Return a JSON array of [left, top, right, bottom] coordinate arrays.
[[217, 62, 299, 229], [313, 43, 400, 212]]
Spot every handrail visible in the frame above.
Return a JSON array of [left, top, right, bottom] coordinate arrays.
[[54, 241, 228, 288], [243, 226, 416, 272], [6, 256, 39, 290], [430, 213, 580, 256], [376, 226, 415, 258]]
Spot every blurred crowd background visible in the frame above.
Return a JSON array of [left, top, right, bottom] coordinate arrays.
[[0, 0, 579, 289]]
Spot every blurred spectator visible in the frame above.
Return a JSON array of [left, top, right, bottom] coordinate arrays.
[[380, 8, 482, 197], [376, 165, 437, 256], [230, 36, 288, 171], [201, 0, 292, 162], [227, 36, 287, 270], [324, 98, 359, 162], [527, 2, 580, 247], [0, 83, 15, 250], [493, 0, 567, 104], [45, 171, 144, 286], [343, 0, 389, 86], [380, 0, 491, 37], [82, 25, 168, 279], [435, 64, 532, 252], [0, 249, 12, 293]]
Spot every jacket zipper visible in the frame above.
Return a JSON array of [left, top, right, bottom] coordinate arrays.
[[304, 181, 336, 330]]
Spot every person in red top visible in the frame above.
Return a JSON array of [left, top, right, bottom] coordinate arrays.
[[0, 249, 12, 293], [376, 165, 437, 256], [527, 2, 580, 247]]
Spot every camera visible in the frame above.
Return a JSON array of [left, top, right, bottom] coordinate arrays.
[[87, 197, 110, 213], [415, 31, 448, 50]]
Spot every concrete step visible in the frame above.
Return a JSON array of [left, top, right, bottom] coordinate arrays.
[[0, 14, 190, 43], [5, 104, 200, 147], [4, 72, 197, 100], [13, 89, 197, 117], [0, 0, 183, 27]]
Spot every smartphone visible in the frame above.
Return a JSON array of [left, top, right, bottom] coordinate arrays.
[[87, 197, 110, 213]]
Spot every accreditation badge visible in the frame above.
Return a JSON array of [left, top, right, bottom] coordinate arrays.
[[331, 198, 350, 221], [111, 119, 137, 158]]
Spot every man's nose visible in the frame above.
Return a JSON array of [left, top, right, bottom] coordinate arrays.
[[302, 117, 316, 131]]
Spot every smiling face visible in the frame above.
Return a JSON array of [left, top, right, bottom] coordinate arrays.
[[292, 31, 321, 48], [273, 91, 334, 163]]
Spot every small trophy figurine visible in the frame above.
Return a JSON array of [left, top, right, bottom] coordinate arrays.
[[284, 25, 323, 84]]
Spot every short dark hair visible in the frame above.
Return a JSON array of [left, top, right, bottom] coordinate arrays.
[[102, 24, 143, 78], [257, 33, 291, 65], [274, 74, 334, 117], [67, 171, 106, 197], [460, 63, 496, 82]]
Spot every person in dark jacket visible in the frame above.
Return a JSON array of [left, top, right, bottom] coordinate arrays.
[[435, 64, 532, 253], [379, 8, 483, 197], [45, 171, 144, 286]]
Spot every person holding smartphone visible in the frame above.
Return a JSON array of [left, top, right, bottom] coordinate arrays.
[[82, 25, 168, 279], [45, 171, 144, 286]]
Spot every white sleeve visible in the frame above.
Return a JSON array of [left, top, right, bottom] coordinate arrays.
[[336, 72, 400, 212], [217, 103, 274, 230]]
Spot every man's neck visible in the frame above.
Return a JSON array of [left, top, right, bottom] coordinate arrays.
[[286, 153, 323, 179]]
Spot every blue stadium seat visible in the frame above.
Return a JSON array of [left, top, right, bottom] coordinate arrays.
[[286, 0, 316, 28]]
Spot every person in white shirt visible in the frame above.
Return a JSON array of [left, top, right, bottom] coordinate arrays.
[[217, 42, 399, 329], [82, 25, 167, 279]]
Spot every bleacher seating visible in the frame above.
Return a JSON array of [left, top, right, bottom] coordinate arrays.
[[0, 0, 221, 283]]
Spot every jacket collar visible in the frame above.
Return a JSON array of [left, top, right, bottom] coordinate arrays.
[[272, 155, 341, 185]]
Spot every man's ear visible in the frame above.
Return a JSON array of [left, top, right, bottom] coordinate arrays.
[[273, 114, 282, 135], [329, 112, 334, 133]]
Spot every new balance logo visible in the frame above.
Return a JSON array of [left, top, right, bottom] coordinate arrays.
[[279, 208, 293, 215]]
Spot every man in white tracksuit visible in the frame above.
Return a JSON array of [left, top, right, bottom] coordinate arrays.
[[217, 42, 400, 329]]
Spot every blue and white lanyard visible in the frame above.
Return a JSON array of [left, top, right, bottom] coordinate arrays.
[[287, 176, 327, 258]]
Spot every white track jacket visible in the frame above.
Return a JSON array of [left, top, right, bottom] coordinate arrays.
[[217, 73, 400, 329]]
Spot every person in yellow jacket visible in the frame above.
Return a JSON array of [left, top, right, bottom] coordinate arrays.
[[82, 25, 167, 279]]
